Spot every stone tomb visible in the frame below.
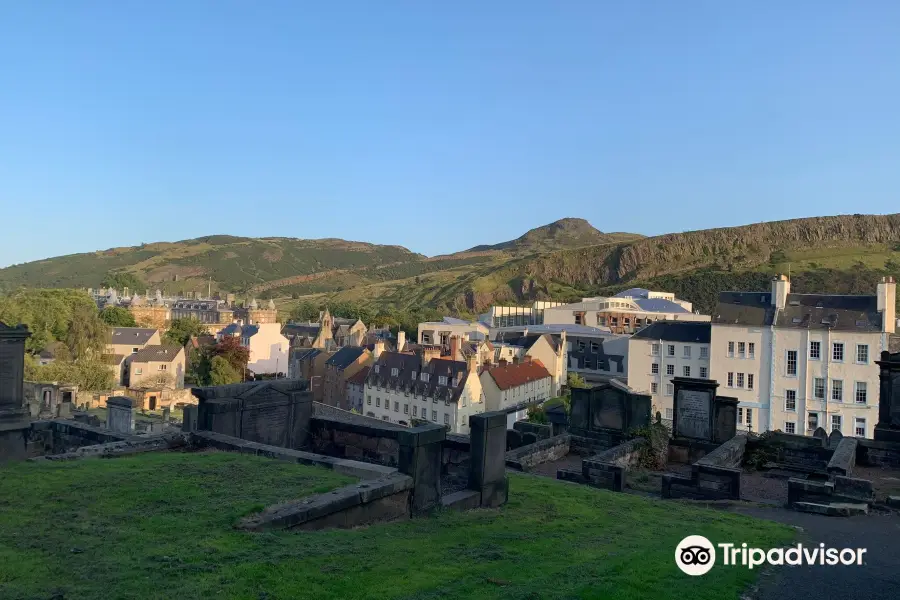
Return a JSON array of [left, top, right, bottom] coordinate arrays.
[[106, 397, 136, 434], [0, 322, 31, 461], [570, 380, 651, 438], [193, 379, 312, 450], [672, 377, 736, 444], [875, 351, 900, 444]]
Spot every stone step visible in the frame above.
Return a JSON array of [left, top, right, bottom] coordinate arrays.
[[793, 501, 869, 517]]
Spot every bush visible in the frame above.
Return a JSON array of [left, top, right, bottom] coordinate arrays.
[[628, 418, 671, 470]]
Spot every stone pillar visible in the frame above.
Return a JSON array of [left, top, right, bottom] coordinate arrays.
[[106, 397, 135, 434], [468, 411, 509, 508], [0, 322, 31, 462], [162, 407, 171, 423], [875, 351, 900, 444], [288, 391, 313, 449], [181, 405, 198, 432], [397, 423, 446, 514]]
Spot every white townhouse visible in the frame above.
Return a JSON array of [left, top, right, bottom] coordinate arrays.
[[480, 359, 553, 426], [363, 350, 485, 435], [627, 321, 712, 422], [711, 275, 896, 437]]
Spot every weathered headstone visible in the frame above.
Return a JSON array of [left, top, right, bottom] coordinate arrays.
[[182, 405, 198, 432], [713, 396, 738, 444], [162, 407, 170, 423], [106, 396, 135, 434], [828, 428, 843, 447], [522, 432, 538, 446], [506, 428, 523, 450], [469, 411, 508, 508], [0, 322, 32, 462], [875, 351, 900, 443], [672, 378, 718, 441], [813, 427, 829, 447], [570, 380, 651, 434], [398, 423, 446, 513], [57, 401, 73, 419]]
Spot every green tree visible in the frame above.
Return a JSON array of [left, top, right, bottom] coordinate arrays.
[[99, 306, 137, 327], [567, 371, 588, 389], [0, 288, 99, 354], [209, 356, 241, 385], [164, 318, 209, 347], [289, 301, 319, 322], [25, 356, 114, 391], [213, 336, 250, 375], [65, 303, 109, 361], [101, 271, 146, 292]]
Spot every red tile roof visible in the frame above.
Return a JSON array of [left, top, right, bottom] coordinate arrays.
[[484, 361, 551, 391]]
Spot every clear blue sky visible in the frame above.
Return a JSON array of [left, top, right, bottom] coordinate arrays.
[[2, 2, 899, 267]]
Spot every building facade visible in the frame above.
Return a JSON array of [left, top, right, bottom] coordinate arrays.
[[128, 345, 185, 389], [363, 351, 485, 434], [710, 275, 896, 436], [323, 346, 372, 409], [417, 317, 489, 346], [489, 332, 567, 396], [627, 321, 711, 421], [543, 288, 708, 335], [345, 366, 370, 413], [107, 327, 161, 356], [479, 360, 553, 425], [218, 322, 290, 376]]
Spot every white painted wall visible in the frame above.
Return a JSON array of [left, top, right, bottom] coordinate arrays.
[[627, 337, 710, 421], [244, 323, 290, 375], [362, 373, 484, 434]]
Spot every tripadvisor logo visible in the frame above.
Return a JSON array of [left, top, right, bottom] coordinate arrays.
[[675, 535, 867, 576]]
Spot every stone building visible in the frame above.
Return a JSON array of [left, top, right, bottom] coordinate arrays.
[[233, 299, 278, 325], [480, 359, 553, 426], [106, 327, 161, 356], [323, 346, 372, 409], [128, 345, 186, 390], [282, 308, 367, 350], [345, 366, 370, 413]]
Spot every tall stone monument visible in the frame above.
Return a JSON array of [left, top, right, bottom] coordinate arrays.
[[875, 351, 900, 444], [0, 322, 32, 461], [672, 377, 737, 444]]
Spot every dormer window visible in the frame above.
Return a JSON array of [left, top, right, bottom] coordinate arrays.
[[391, 368, 398, 377], [438, 375, 448, 386], [374, 365, 380, 374], [411, 371, 417, 379], [420, 372, 430, 383]]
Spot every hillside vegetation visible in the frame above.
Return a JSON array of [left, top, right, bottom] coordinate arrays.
[[2, 214, 900, 318]]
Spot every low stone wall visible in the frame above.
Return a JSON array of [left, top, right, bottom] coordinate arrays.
[[31, 432, 190, 461], [505, 434, 570, 471], [512, 421, 552, 441], [568, 427, 626, 455], [856, 438, 900, 468], [663, 434, 747, 500], [668, 438, 721, 464], [788, 475, 875, 507], [442, 434, 470, 492], [239, 473, 414, 531], [826, 438, 858, 477], [26, 420, 137, 457], [308, 416, 402, 467], [558, 437, 646, 492], [192, 430, 397, 480], [765, 432, 833, 472]]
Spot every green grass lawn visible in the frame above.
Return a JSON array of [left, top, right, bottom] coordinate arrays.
[[0, 453, 794, 600]]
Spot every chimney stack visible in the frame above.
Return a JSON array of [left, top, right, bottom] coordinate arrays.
[[878, 276, 896, 333], [374, 340, 385, 360], [466, 354, 477, 373], [771, 274, 790, 309], [421, 346, 440, 368], [449, 335, 461, 362], [397, 330, 406, 352]]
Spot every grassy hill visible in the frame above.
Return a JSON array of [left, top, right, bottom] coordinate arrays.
[[2, 214, 899, 318]]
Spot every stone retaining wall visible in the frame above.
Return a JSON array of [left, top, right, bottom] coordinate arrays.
[[505, 434, 570, 471], [308, 417, 402, 467], [557, 437, 646, 492], [26, 419, 137, 457], [663, 433, 747, 500]]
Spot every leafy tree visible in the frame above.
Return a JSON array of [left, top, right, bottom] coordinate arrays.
[[289, 301, 319, 322], [99, 306, 137, 327], [101, 271, 146, 292], [567, 371, 588, 389], [25, 356, 114, 391], [212, 336, 250, 375], [209, 356, 241, 385], [164, 318, 209, 347], [65, 303, 109, 361], [0, 288, 99, 354]]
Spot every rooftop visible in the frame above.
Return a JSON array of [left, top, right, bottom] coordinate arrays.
[[109, 327, 157, 345], [325, 346, 367, 370], [632, 321, 711, 344], [130, 344, 183, 363], [713, 291, 884, 332], [346, 366, 370, 386], [483, 360, 552, 391]]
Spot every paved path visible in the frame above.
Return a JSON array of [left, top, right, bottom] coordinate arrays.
[[731, 506, 900, 600]]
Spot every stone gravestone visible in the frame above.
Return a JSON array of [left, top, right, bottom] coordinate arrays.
[[162, 407, 170, 423], [875, 351, 900, 444], [570, 381, 651, 435], [713, 396, 738, 444], [0, 322, 32, 462], [181, 405, 198, 432], [828, 428, 843, 447], [813, 427, 829, 447], [672, 377, 718, 442], [106, 397, 135, 434]]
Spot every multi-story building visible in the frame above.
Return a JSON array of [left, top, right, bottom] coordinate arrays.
[[711, 275, 896, 436], [128, 345, 185, 390], [480, 301, 566, 328], [106, 327, 161, 356], [489, 332, 567, 396], [626, 321, 711, 421], [233, 299, 278, 325], [170, 300, 232, 324], [417, 317, 488, 347], [323, 346, 372, 409], [288, 348, 332, 402], [218, 322, 290, 376], [543, 288, 708, 335], [363, 349, 485, 434], [283, 308, 367, 350], [345, 366, 370, 413], [480, 360, 553, 425]]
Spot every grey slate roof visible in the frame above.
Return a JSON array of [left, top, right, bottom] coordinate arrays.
[[634, 297, 690, 314], [130, 345, 182, 363], [714, 291, 883, 332], [632, 321, 711, 343], [366, 352, 469, 403], [110, 327, 157, 346], [325, 346, 366, 370], [613, 287, 651, 298], [493, 332, 558, 352]]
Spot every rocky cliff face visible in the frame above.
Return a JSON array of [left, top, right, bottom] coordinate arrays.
[[522, 213, 900, 288]]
